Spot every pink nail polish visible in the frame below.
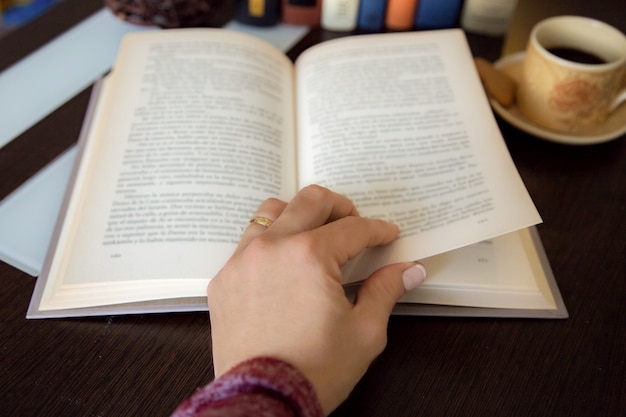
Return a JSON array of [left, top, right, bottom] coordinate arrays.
[[402, 263, 427, 291]]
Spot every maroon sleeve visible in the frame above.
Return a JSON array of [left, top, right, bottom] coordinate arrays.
[[170, 357, 324, 417]]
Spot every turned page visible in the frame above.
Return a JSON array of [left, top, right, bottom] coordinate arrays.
[[40, 29, 297, 310], [295, 30, 541, 280]]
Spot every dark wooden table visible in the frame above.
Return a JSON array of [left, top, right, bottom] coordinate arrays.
[[1, 1, 624, 416]]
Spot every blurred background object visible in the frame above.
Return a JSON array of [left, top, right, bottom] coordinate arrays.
[[460, 0, 518, 36], [104, 0, 214, 28], [0, 0, 60, 36]]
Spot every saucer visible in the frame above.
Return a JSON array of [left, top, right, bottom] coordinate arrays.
[[490, 52, 626, 145]]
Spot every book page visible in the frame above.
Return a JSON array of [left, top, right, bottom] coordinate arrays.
[[40, 29, 296, 310], [399, 229, 557, 309], [295, 30, 541, 280]]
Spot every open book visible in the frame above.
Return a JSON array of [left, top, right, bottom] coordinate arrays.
[[27, 28, 567, 319]]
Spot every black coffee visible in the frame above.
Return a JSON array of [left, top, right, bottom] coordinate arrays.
[[547, 47, 607, 65]]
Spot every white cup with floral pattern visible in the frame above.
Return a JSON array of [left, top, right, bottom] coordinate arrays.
[[517, 16, 626, 133]]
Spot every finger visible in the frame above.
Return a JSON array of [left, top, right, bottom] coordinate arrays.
[[273, 185, 359, 233], [312, 215, 400, 266], [353, 262, 427, 342], [237, 197, 287, 250]]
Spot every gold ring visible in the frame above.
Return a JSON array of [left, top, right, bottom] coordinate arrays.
[[249, 216, 274, 228]]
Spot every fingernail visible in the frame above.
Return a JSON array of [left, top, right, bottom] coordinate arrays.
[[402, 263, 427, 292]]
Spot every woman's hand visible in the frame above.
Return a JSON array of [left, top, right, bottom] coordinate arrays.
[[207, 185, 426, 415]]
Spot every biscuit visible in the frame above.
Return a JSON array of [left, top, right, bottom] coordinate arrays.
[[474, 57, 517, 107]]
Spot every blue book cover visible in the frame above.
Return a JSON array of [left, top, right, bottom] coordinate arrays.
[[414, 0, 463, 29], [357, 0, 387, 31]]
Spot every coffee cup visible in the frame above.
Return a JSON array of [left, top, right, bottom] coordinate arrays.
[[517, 16, 626, 133]]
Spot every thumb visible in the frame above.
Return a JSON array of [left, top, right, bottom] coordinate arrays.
[[354, 261, 427, 318]]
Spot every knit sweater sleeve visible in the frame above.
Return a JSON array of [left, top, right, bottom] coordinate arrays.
[[170, 357, 325, 417]]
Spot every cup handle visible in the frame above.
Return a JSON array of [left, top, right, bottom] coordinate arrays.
[[609, 89, 626, 112], [609, 73, 626, 112]]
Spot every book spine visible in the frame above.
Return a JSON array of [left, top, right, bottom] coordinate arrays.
[[385, 0, 418, 31], [357, 0, 388, 31], [235, 0, 281, 26], [321, 0, 360, 31], [281, 0, 322, 26], [414, 0, 463, 29]]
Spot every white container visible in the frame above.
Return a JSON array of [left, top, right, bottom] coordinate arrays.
[[460, 0, 519, 36], [321, 0, 360, 31]]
